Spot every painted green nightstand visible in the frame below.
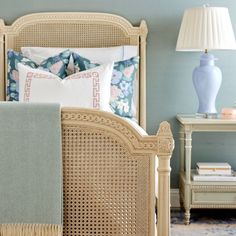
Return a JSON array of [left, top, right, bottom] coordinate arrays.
[[176, 114, 236, 224]]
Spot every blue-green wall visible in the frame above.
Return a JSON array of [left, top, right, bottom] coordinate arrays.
[[2, 0, 236, 188]]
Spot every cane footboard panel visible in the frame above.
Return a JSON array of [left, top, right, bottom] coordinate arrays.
[[62, 109, 173, 236]]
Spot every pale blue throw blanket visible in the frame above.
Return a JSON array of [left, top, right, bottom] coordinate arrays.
[[0, 102, 62, 227]]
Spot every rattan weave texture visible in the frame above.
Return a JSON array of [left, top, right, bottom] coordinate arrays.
[[63, 125, 149, 235], [14, 23, 132, 51]]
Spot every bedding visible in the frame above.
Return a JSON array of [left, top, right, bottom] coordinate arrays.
[[73, 53, 139, 118], [21, 45, 138, 64], [0, 102, 62, 236], [21, 46, 139, 119], [7, 49, 71, 101], [18, 62, 114, 111]]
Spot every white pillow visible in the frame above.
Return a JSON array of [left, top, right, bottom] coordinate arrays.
[[18, 62, 114, 111], [21, 46, 139, 120], [21, 46, 138, 64]]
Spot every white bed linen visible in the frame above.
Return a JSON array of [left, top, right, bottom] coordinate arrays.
[[21, 46, 139, 120], [21, 46, 138, 64]]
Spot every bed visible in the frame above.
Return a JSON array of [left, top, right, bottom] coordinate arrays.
[[0, 12, 174, 236]]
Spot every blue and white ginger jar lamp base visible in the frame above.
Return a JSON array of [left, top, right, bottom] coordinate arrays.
[[192, 53, 222, 115]]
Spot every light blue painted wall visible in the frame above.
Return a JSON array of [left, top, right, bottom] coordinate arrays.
[[1, 0, 236, 187]]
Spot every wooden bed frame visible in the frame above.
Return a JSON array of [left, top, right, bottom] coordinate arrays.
[[0, 13, 174, 236]]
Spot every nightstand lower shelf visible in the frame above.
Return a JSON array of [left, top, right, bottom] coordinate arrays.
[[180, 171, 236, 223]]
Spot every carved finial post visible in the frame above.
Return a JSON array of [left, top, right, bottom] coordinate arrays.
[[140, 20, 148, 39], [156, 121, 174, 236], [139, 20, 148, 130]]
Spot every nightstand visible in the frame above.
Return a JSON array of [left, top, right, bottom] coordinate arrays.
[[176, 114, 236, 224]]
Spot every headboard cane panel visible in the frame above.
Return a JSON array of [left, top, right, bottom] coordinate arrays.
[[0, 12, 148, 129]]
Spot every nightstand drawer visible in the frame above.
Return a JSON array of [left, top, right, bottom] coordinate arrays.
[[192, 189, 236, 205]]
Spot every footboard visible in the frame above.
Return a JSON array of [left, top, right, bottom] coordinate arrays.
[[61, 108, 174, 236]]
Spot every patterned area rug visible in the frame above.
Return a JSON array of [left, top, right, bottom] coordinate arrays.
[[171, 209, 236, 236]]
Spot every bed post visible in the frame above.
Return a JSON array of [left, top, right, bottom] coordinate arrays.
[[157, 121, 173, 236], [0, 19, 5, 101], [139, 20, 148, 130]]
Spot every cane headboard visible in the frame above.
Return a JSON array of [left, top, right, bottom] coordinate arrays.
[[0, 12, 148, 129]]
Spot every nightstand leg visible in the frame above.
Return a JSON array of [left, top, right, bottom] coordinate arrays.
[[179, 127, 185, 172], [184, 131, 192, 225], [184, 209, 190, 225], [179, 127, 185, 208]]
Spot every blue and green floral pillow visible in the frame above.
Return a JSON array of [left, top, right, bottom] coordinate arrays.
[[7, 49, 71, 101], [72, 52, 139, 118]]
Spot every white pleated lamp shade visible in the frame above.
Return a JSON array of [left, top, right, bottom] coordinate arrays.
[[176, 7, 236, 51]]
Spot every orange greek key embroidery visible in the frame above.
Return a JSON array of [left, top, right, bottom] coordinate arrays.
[[67, 71, 100, 108], [92, 72, 100, 109], [23, 71, 100, 108], [23, 72, 33, 101]]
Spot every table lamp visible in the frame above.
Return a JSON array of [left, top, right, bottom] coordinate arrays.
[[176, 6, 236, 116]]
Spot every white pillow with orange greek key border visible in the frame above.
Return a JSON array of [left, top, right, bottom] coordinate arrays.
[[18, 62, 114, 112]]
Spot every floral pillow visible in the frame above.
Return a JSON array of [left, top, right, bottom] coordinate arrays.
[[72, 52, 139, 118], [7, 49, 71, 101]]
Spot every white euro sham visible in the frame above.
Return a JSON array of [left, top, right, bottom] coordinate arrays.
[[18, 62, 114, 112]]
